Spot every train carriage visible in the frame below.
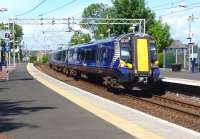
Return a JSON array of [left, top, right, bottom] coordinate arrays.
[[49, 33, 160, 90]]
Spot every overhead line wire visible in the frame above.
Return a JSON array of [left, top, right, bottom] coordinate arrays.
[[153, 2, 200, 11], [159, 5, 200, 17], [151, 0, 184, 9], [40, 0, 78, 16], [16, 0, 48, 17]]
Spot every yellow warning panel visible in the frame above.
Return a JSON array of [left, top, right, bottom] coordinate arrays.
[[136, 39, 150, 72]]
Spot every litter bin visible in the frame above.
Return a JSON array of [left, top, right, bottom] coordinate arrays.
[[171, 64, 182, 72], [191, 59, 195, 73]]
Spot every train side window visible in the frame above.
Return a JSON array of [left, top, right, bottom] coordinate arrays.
[[69, 49, 74, 57], [58, 51, 62, 61], [73, 49, 77, 61], [62, 50, 66, 61], [102, 48, 107, 61], [85, 49, 95, 60], [81, 50, 85, 60], [77, 50, 81, 61]]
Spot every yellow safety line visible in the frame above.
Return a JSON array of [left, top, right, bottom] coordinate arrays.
[[27, 64, 164, 139]]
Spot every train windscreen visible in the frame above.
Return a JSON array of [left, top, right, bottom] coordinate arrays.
[[150, 43, 156, 62]]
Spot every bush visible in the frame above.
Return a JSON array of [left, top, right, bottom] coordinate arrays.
[[29, 55, 37, 63], [42, 54, 48, 64], [157, 53, 163, 67]]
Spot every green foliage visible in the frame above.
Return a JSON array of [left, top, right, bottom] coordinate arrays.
[[148, 20, 171, 53], [157, 53, 163, 67], [81, 3, 113, 39], [0, 23, 8, 30], [29, 55, 37, 63], [14, 24, 23, 42], [80, 1, 172, 52], [70, 32, 91, 45], [42, 54, 48, 64], [111, 0, 155, 34]]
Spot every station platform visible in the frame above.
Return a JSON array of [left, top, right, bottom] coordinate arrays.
[[0, 65, 15, 80], [160, 69, 200, 87], [0, 64, 134, 139], [28, 63, 200, 139]]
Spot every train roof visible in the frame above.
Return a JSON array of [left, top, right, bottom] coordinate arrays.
[[72, 36, 117, 48], [69, 33, 151, 49], [49, 33, 154, 53]]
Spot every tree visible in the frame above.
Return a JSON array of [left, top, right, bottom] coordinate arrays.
[[9, 23, 23, 43], [69, 32, 91, 45], [42, 54, 48, 64], [0, 23, 23, 62], [148, 20, 172, 53], [29, 55, 37, 63], [81, 3, 112, 39], [80, 1, 172, 52], [111, 0, 155, 34]]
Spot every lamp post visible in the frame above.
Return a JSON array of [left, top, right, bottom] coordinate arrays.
[[0, 7, 8, 70], [12, 19, 15, 67]]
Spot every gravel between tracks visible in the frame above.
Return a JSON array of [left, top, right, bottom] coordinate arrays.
[[35, 63, 200, 132]]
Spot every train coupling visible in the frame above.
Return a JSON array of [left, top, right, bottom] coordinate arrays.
[[138, 77, 148, 84]]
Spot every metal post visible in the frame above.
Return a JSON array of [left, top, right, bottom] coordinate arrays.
[[139, 20, 141, 33], [183, 49, 186, 69], [143, 19, 145, 34], [163, 49, 165, 69], [0, 40, 1, 63], [188, 45, 191, 71], [8, 23, 10, 70], [8, 51, 10, 69], [175, 49, 178, 64], [12, 19, 15, 67]]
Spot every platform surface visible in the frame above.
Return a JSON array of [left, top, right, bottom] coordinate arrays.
[[0, 63, 134, 139], [28, 63, 200, 139], [161, 69, 200, 86]]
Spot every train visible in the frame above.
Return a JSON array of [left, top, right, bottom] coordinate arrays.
[[48, 33, 160, 90]]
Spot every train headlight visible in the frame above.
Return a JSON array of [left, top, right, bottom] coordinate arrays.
[[120, 60, 126, 68], [126, 63, 133, 69], [155, 60, 159, 66]]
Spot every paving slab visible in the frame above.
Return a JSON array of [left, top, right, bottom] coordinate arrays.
[[28, 63, 200, 139], [0, 63, 134, 139]]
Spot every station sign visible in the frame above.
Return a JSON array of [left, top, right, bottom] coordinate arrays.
[[5, 42, 10, 52], [0, 30, 11, 39]]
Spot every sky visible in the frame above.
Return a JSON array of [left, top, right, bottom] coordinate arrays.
[[0, 0, 200, 50]]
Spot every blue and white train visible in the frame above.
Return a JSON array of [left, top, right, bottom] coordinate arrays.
[[48, 33, 160, 90]]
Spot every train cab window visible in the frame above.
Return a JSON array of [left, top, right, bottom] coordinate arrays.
[[120, 43, 131, 63], [150, 43, 157, 62]]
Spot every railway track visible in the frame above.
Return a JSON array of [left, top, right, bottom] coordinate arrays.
[[132, 95, 200, 119]]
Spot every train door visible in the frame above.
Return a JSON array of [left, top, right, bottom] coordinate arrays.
[[65, 49, 68, 64], [119, 39, 133, 82], [97, 45, 109, 67], [96, 45, 102, 68]]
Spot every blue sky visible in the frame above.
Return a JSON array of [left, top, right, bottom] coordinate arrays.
[[0, 0, 200, 50]]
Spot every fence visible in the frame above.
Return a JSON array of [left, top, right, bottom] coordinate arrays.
[[163, 47, 200, 72]]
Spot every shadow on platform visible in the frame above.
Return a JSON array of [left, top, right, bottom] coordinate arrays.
[[0, 100, 56, 133]]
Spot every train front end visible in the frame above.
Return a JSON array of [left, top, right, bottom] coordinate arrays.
[[116, 33, 160, 89]]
